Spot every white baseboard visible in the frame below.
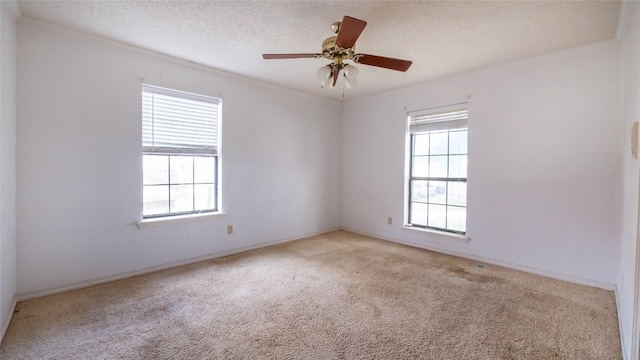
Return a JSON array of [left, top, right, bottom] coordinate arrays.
[[342, 227, 616, 291], [1, 296, 17, 344], [16, 228, 340, 301], [615, 286, 629, 360]]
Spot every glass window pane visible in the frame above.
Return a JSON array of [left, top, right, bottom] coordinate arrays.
[[194, 184, 216, 211], [194, 156, 216, 183], [428, 181, 447, 204], [411, 180, 428, 202], [170, 156, 193, 184], [448, 155, 467, 178], [447, 182, 467, 207], [449, 130, 468, 155], [410, 202, 427, 226], [447, 206, 466, 232], [413, 134, 429, 156], [143, 185, 169, 216], [429, 156, 448, 178], [412, 156, 429, 177], [429, 131, 448, 155], [428, 204, 447, 229], [143, 155, 168, 185], [170, 185, 194, 213]]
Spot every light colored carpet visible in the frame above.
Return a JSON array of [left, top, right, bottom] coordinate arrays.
[[1, 231, 621, 359]]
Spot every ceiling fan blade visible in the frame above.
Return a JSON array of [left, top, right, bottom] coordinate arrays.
[[262, 53, 320, 59], [332, 67, 339, 87], [355, 54, 413, 72], [335, 16, 367, 49]]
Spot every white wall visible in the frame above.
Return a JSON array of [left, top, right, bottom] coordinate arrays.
[[341, 41, 620, 287], [617, 2, 640, 358], [16, 18, 341, 295], [0, 0, 18, 339]]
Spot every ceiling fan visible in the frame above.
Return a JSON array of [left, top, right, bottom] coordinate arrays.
[[262, 16, 413, 90]]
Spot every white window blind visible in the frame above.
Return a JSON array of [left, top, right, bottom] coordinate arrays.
[[142, 85, 220, 154], [409, 108, 468, 133]]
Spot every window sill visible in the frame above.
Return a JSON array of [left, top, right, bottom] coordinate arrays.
[[137, 212, 225, 229], [403, 225, 471, 243]]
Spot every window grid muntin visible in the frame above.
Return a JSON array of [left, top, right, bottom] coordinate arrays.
[[408, 128, 467, 235]]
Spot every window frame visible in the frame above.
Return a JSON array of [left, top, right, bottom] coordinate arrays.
[[406, 107, 468, 235], [141, 85, 221, 219]]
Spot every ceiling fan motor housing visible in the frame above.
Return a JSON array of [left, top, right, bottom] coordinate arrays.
[[322, 36, 337, 52], [322, 36, 356, 67]]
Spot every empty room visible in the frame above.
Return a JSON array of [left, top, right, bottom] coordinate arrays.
[[1, 0, 639, 358]]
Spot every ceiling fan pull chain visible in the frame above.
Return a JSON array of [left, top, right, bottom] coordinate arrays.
[[343, 79, 345, 98]]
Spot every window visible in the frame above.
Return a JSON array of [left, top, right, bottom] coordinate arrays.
[[142, 85, 221, 218], [407, 107, 468, 234]]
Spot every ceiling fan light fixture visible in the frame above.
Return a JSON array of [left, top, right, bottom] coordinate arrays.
[[344, 76, 358, 89], [316, 65, 332, 83], [321, 72, 335, 89], [343, 64, 359, 80]]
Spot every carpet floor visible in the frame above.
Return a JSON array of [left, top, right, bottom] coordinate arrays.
[[1, 231, 621, 359]]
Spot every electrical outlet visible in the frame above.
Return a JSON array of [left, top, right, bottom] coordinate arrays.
[[387, 217, 393, 225], [227, 225, 233, 235]]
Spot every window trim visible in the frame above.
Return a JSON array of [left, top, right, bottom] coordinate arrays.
[[403, 223, 470, 242], [137, 211, 226, 229]]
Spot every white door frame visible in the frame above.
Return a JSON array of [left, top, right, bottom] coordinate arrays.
[[633, 186, 640, 360]]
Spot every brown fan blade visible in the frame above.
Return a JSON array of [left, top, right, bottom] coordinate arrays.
[[355, 54, 412, 72], [262, 53, 320, 59], [335, 16, 367, 49]]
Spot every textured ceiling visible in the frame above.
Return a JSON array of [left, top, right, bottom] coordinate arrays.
[[18, 1, 621, 101]]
